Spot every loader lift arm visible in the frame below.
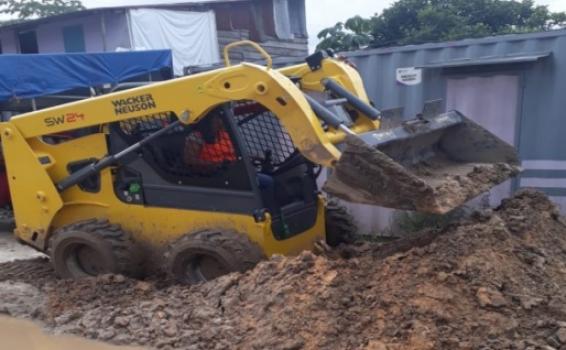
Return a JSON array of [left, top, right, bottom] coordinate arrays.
[[0, 62, 346, 242], [4, 63, 342, 167], [277, 51, 520, 213]]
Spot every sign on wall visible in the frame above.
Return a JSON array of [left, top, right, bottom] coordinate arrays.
[[396, 67, 423, 86]]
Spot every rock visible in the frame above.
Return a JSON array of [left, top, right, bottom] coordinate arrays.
[[98, 328, 116, 340], [437, 271, 449, 282], [476, 287, 507, 308], [548, 297, 566, 315], [548, 336, 562, 348], [79, 311, 101, 329], [0, 282, 43, 318], [113, 333, 133, 345], [191, 306, 217, 320], [557, 328, 566, 344], [520, 296, 545, 310], [513, 340, 527, 350], [114, 316, 130, 327], [163, 322, 178, 337], [54, 312, 79, 325], [97, 274, 114, 284], [472, 209, 494, 222], [365, 340, 389, 350], [154, 337, 175, 349], [135, 281, 153, 293], [113, 275, 126, 283], [280, 338, 305, 350]]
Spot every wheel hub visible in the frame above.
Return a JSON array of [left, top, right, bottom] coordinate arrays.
[[75, 245, 107, 275], [186, 254, 230, 282], [64, 243, 109, 277]]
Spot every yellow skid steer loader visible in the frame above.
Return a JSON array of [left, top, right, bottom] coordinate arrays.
[[0, 41, 519, 283]]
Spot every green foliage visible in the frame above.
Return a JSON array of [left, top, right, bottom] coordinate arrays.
[[317, 15, 373, 51], [317, 0, 566, 51], [0, 0, 84, 22]]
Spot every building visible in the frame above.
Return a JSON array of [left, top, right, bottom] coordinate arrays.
[[0, 0, 308, 75], [345, 29, 566, 233]]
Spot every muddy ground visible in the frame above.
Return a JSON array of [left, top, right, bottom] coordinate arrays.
[[0, 189, 566, 350], [0, 230, 42, 263], [0, 316, 144, 350]]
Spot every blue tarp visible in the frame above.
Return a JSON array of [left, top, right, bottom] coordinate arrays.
[[0, 50, 173, 102]]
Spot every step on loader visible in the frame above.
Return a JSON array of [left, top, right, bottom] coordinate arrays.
[[0, 41, 519, 282]]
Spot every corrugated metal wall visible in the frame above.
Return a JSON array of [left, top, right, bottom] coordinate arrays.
[[342, 30, 566, 232]]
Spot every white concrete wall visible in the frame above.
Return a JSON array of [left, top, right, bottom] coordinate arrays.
[[0, 30, 18, 53], [0, 10, 130, 54], [103, 11, 131, 51]]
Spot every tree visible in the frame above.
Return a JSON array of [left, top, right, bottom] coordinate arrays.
[[317, 16, 373, 51], [0, 0, 84, 22], [317, 0, 566, 51]]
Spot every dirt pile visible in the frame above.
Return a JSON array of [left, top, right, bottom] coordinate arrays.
[[1, 189, 566, 350]]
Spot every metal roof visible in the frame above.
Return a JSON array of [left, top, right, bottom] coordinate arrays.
[[417, 52, 551, 69], [0, 0, 250, 30], [346, 29, 566, 57]]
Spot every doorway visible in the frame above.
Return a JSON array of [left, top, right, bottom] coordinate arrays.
[[18, 30, 39, 54]]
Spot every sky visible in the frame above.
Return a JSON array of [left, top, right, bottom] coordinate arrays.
[[77, 0, 566, 49]]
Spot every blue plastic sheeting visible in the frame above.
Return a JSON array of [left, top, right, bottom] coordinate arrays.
[[0, 50, 172, 102]]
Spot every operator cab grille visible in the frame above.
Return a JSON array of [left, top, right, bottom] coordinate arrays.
[[112, 109, 248, 190], [233, 101, 297, 172], [118, 112, 180, 137]]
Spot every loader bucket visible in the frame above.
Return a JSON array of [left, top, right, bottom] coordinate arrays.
[[323, 111, 521, 214]]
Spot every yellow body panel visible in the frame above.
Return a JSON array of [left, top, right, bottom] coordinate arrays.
[[9, 63, 341, 167], [2, 60, 369, 256], [278, 58, 381, 143], [2, 118, 325, 255], [0, 125, 63, 247], [0, 44, 385, 260]]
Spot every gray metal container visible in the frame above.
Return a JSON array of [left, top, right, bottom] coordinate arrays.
[[341, 29, 566, 232]]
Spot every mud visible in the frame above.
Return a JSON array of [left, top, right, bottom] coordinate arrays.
[[325, 134, 520, 213], [1, 189, 566, 349], [0, 231, 43, 263], [0, 316, 144, 350]]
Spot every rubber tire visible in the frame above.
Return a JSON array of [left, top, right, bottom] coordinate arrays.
[[165, 229, 264, 284], [49, 219, 142, 279], [325, 199, 358, 247]]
